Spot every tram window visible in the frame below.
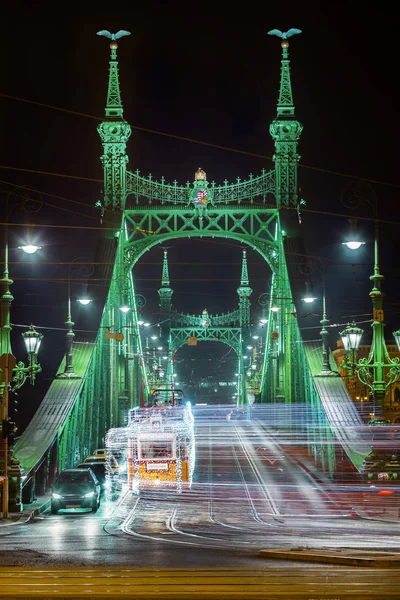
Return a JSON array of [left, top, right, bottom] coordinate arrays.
[[140, 441, 173, 459]]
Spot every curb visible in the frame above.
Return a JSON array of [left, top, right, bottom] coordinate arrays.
[[24, 499, 51, 521], [0, 500, 51, 529], [259, 548, 400, 567]]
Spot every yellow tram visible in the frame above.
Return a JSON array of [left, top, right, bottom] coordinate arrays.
[[105, 401, 195, 494]]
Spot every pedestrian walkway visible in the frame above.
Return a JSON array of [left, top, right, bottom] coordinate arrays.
[[0, 566, 399, 597], [0, 493, 51, 528]]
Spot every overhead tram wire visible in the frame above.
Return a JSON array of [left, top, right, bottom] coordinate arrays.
[[1, 92, 399, 190], [0, 180, 99, 215]]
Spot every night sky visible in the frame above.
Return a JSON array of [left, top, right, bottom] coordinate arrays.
[[1, 4, 399, 424]]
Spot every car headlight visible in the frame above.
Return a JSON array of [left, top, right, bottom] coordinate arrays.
[[52, 493, 62, 499], [83, 491, 95, 498]]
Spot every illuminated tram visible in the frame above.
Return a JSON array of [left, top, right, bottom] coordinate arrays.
[[105, 395, 195, 494]]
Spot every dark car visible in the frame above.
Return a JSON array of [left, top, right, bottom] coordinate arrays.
[[50, 468, 101, 514], [76, 460, 116, 490]]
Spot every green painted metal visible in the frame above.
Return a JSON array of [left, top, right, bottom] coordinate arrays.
[[170, 327, 242, 355], [341, 224, 400, 405], [158, 249, 173, 345], [13, 30, 357, 485], [174, 310, 241, 327], [97, 42, 131, 212], [89, 32, 334, 465], [126, 168, 276, 206], [237, 250, 252, 328], [269, 39, 303, 209]]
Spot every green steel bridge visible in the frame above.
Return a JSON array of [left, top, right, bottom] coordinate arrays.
[[13, 32, 371, 500]]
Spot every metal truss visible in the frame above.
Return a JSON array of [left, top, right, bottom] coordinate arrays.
[[123, 207, 280, 269], [170, 327, 242, 355]]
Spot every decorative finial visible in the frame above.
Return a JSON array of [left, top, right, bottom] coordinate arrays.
[[268, 28, 302, 47], [97, 30, 131, 41], [195, 168, 207, 181]]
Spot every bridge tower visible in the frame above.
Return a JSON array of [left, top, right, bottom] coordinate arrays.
[[97, 40, 131, 213], [158, 249, 173, 346], [269, 37, 303, 210]]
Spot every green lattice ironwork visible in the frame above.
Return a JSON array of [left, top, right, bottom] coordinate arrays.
[[14, 31, 345, 485], [170, 327, 242, 355], [174, 310, 241, 327], [125, 168, 276, 206]]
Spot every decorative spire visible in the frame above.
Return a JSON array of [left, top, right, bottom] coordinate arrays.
[[97, 31, 132, 212], [105, 43, 124, 119], [268, 29, 303, 208], [161, 249, 171, 287], [237, 250, 253, 327], [96, 30, 131, 117], [240, 249, 249, 287], [158, 249, 173, 345], [277, 40, 294, 118]]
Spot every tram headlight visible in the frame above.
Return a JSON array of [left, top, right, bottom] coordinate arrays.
[[154, 479, 161, 486]]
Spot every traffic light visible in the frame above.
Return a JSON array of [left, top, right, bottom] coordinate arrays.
[[1, 419, 17, 443]]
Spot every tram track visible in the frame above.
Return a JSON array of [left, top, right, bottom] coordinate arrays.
[[103, 419, 400, 549]]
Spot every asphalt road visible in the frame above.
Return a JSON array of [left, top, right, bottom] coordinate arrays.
[[0, 412, 399, 597]]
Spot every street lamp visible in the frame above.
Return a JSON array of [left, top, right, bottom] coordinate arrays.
[[1, 186, 44, 518], [342, 218, 366, 251], [57, 257, 93, 379], [302, 280, 316, 304], [299, 255, 339, 378], [339, 183, 400, 407], [10, 325, 43, 390]]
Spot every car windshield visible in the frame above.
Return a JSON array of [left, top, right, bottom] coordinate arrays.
[[57, 472, 91, 484]]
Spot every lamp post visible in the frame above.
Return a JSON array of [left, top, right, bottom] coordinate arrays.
[[57, 257, 93, 379], [340, 183, 400, 409], [1, 186, 43, 518], [299, 255, 339, 378]]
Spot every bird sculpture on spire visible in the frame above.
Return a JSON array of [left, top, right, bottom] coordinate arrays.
[[267, 28, 302, 39], [96, 30, 131, 41]]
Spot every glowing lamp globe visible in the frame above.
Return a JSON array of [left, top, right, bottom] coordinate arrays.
[[302, 280, 316, 304], [19, 245, 41, 254], [340, 321, 364, 351], [77, 298, 92, 306], [22, 325, 43, 356], [342, 241, 365, 250]]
